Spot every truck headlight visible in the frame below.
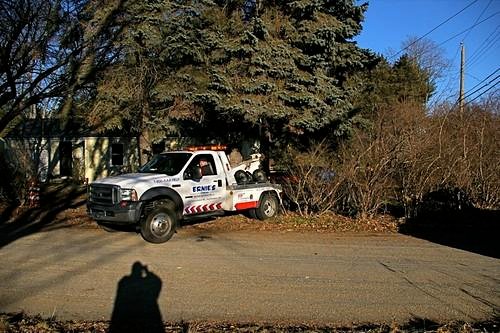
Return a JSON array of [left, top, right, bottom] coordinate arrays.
[[120, 188, 138, 201]]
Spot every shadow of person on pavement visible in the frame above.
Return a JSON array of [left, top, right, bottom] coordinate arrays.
[[109, 261, 164, 333]]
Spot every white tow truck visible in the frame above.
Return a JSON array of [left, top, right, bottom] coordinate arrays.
[[87, 145, 282, 243]]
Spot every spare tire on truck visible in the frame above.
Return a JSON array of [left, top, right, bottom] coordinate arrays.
[[253, 169, 267, 183], [235, 170, 249, 185]]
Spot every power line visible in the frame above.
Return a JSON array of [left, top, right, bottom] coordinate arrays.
[[456, 68, 500, 108], [466, 27, 500, 67], [434, 12, 499, 105], [464, 85, 499, 106], [442, 68, 500, 109], [388, 0, 479, 60], [461, 0, 493, 42], [466, 72, 483, 83], [439, 24, 500, 105], [435, 11, 500, 48], [430, 5, 498, 104], [463, 67, 500, 98], [466, 26, 500, 66], [463, 72, 499, 101]]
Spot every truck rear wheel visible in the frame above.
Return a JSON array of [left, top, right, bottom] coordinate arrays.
[[140, 201, 177, 243], [244, 208, 257, 219], [255, 193, 279, 220]]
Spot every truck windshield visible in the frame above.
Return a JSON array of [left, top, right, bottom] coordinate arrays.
[[138, 153, 192, 176]]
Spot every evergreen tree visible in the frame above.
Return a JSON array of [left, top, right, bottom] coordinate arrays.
[[89, 0, 375, 157], [353, 53, 435, 120], [392, 54, 434, 104], [181, 0, 376, 145], [89, 1, 231, 161]]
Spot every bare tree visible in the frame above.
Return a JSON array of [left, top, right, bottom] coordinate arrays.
[[0, 0, 78, 131], [0, 0, 122, 135], [400, 36, 451, 89]]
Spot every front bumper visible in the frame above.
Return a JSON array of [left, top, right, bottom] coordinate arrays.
[[87, 201, 143, 225]]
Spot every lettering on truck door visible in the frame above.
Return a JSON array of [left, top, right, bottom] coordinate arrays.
[[180, 153, 225, 215]]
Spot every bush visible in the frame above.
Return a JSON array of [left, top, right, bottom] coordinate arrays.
[[430, 104, 500, 209], [281, 137, 397, 218], [279, 97, 500, 219], [335, 129, 398, 217], [347, 99, 500, 217], [281, 143, 343, 216], [0, 139, 34, 205]]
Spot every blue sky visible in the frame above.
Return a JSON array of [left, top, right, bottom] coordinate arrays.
[[355, 0, 500, 104]]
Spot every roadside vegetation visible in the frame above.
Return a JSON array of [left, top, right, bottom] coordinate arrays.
[[1, 312, 499, 333], [280, 98, 499, 220]]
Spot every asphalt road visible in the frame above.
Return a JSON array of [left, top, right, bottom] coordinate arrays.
[[0, 226, 498, 325]]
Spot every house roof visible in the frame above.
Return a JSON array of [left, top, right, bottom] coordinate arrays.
[[6, 118, 137, 139]]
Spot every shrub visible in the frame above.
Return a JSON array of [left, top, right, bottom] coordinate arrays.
[[0, 139, 34, 204], [279, 97, 499, 219], [433, 105, 500, 209], [281, 143, 343, 216]]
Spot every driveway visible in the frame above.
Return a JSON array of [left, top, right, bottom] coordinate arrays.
[[0, 227, 498, 325]]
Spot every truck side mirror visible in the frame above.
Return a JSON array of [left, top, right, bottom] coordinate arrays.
[[192, 166, 203, 180]]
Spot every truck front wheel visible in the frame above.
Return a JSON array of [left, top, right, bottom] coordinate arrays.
[[255, 193, 279, 220], [140, 201, 177, 243]]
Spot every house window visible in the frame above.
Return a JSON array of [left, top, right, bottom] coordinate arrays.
[[59, 141, 73, 177], [111, 143, 124, 166]]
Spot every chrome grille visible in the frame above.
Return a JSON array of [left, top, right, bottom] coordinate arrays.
[[89, 184, 119, 205]]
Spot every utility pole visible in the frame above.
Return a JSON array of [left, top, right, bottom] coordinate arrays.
[[459, 42, 465, 113], [459, 43, 467, 160]]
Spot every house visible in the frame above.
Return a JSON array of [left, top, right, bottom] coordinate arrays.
[[3, 119, 197, 183], [4, 119, 140, 183]]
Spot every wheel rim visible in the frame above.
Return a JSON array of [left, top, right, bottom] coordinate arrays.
[[263, 197, 277, 217], [150, 212, 171, 237]]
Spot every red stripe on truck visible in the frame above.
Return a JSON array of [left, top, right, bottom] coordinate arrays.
[[235, 201, 258, 210]]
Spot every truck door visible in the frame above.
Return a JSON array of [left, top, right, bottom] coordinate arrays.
[[181, 153, 225, 215]]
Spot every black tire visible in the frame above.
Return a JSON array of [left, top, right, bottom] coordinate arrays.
[[244, 208, 257, 219], [253, 169, 267, 183], [235, 170, 249, 184], [255, 193, 279, 220], [140, 200, 177, 243]]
